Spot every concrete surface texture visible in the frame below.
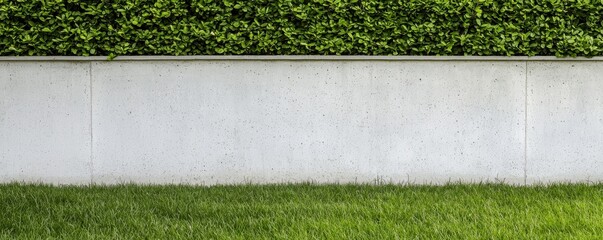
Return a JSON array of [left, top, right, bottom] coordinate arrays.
[[526, 62, 603, 183], [0, 62, 91, 184], [0, 57, 601, 185]]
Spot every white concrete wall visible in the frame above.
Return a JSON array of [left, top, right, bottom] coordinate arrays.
[[1, 57, 602, 185], [527, 62, 603, 183], [0, 62, 91, 184]]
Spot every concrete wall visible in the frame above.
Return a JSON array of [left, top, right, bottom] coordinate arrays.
[[526, 62, 603, 183], [1, 62, 91, 184], [1, 56, 602, 185]]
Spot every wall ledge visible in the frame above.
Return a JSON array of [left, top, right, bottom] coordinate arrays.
[[2, 55, 603, 62]]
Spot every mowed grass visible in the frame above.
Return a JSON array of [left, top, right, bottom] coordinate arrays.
[[1, 183, 603, 239]]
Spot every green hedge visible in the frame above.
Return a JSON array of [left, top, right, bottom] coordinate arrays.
[[1, 0, 602, 57]]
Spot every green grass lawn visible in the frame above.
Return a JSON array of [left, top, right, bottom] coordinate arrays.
[[1, 183, 603, 239]]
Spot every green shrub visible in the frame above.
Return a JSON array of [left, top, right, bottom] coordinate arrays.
[[1, 0, 602, 57]]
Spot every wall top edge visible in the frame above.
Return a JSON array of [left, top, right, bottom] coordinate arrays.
[[2, 55, 603, 61]]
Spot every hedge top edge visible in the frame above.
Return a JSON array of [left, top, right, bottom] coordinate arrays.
[[1, 0, 603, 57]]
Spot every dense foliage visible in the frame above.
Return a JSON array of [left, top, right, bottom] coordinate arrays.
[[1, 0, 602, 57]]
